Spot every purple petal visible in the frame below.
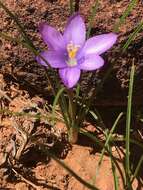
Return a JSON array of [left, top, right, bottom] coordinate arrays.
[[78, 54, 104, 71], [80, 33, 117, 56], [36, 51, 67, 68], [59, 67, 81, 88], [39, 23, 65, 51], [63, 14, 86, 46]]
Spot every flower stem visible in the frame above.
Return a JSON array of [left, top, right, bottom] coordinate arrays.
[[67, 89, 79, 143], [68, 126, 79, 144], [67, 89, 75, 124], [69, 0, 74, 15]]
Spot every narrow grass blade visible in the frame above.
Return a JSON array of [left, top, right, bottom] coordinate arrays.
[[80, 128, 125, 186], [93, 112, 123, 184], [112, 136, 143, 150], [0, 32, 52, 69], [99, 112, 123, 165], [89, 108, 106, 130], [52, 87, 65, 123], [75, 84, 80, 99], [131, 155, 143, 184], [69, 0, 74, 15], [123, 20, 143, 51], [89, 110, 98, 121], [0, 1, 35, 49], [0, 32, 27, 46], [0, 32, 37, 55], [87, 0, 99, 38], [125, 63, 135, 188], [140, 178, 143, 186], [114, 0, 138, 32], [109, 146, 119, 190]]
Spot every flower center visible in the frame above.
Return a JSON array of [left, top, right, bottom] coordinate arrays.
[[67, 42, 80, 67]]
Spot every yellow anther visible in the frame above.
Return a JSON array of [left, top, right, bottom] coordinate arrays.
[[68, 48, 78, 59], [67, 42, 79, 59]]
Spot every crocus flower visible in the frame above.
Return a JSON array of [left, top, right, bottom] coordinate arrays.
[[36, 14, 117, 88]]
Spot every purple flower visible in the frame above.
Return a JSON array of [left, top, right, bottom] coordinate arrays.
[[36, 14, 117, 88]]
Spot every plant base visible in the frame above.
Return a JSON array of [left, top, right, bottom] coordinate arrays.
[[68, 127, 79, 144]]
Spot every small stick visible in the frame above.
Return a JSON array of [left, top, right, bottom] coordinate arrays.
[[8, 158, 43, 190], [0, 88, 12, 102], [11, 166, 42, 190], [12, 118, 28, 160]]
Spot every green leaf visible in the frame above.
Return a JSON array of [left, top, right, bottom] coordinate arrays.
[[123, 20, 143, 51], [69, 0, 74, 15], [125, 63, 135, 188], [114, 0, 138, 32], [131, 155, 143, 184], [93, 112, 123, 183], [75, 84, 80, 98], [89, 110, 98, 120], [0, 1, 35, 50], [52, 87, 65, 124], [109, 146, 119, 190]]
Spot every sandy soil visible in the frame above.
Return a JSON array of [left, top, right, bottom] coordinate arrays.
[[0, 0, 143, 189]]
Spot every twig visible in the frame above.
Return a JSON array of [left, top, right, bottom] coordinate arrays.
[[0, 88, 12, 102], [10, 162, 42, 190], [8, 158, 59, 190], [12, 118, 28, 160]]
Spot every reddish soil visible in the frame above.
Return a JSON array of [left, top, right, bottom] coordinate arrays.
[[0, 0, 143, 190]]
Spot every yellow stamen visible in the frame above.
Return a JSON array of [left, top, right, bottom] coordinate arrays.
[[67, 42, 79, 59], [68, 48, 78, 59]]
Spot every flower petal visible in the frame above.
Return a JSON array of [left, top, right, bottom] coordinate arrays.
[[63, 14, 86, 46], [59, 67, 81, 88], [39, 23, 65, 51], [80, 33, 117, 56], [78, 54, 104, 71], [36, 51, 67, 68]]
